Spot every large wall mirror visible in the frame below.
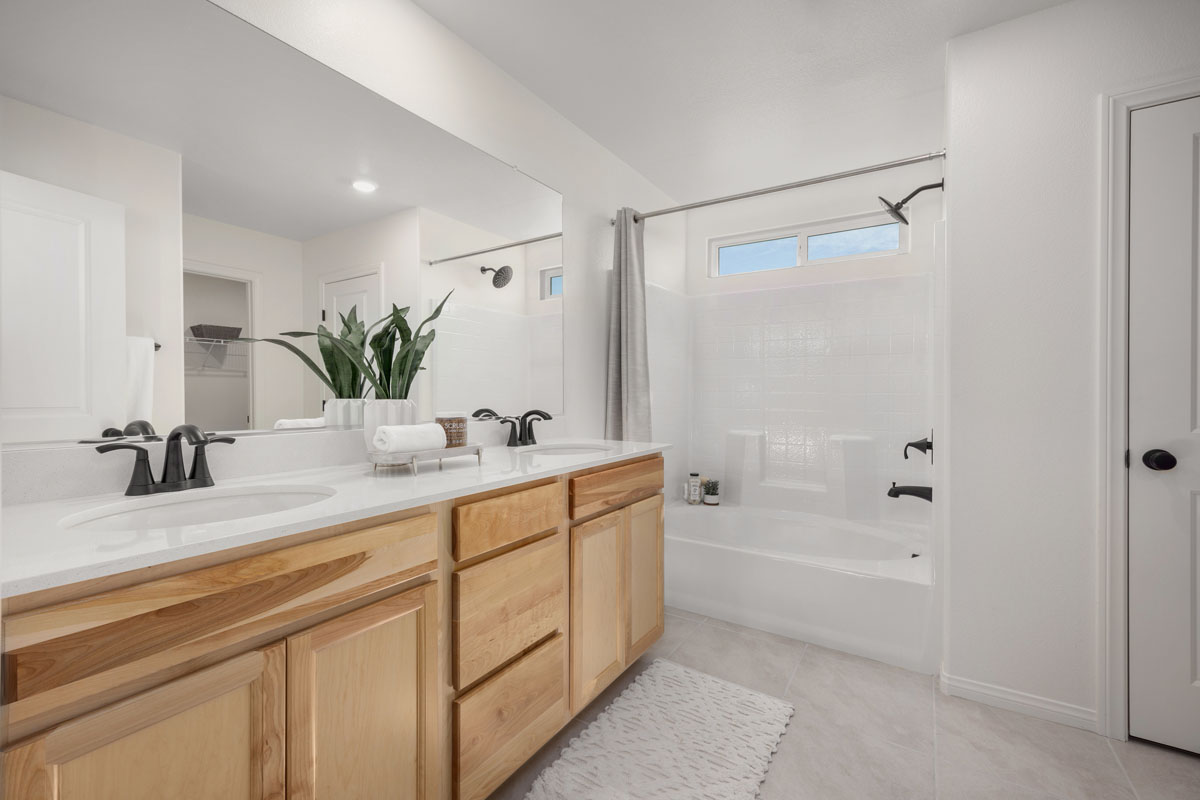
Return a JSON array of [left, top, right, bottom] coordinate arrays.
[[0, 0, 562, 447]]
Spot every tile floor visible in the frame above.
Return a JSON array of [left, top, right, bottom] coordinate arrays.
[[489, 608, 1200, 799]]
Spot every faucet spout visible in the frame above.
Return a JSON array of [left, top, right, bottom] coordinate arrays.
[[887, 482, 933, 502]]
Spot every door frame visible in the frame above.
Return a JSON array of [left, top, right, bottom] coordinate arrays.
[[317, 263, 384, 324], [183, 258, 257, 430], [1101, 76, 1200, 741]]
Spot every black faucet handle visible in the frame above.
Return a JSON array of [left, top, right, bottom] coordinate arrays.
[[189, 436, 235, 483], [498, 417, 520, 447], [97, 443, 156, 496], [903, 437, 933, 460]]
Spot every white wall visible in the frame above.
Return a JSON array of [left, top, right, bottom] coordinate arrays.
[[182, 214, 305, 428], [300, 208, 421, 415], [211, 0, 685, 438], [0, 95, 184, 432], [943, 0, 1200, 728]]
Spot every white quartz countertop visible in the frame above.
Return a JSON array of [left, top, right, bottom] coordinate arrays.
[[1, 440, 668, 598]]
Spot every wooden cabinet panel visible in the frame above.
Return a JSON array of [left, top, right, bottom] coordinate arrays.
[[287, 584, 438, 800], [453, 533, 566, 690], [569, 457, 664, 520], [569, 510, 625, 712], [3, 514, 438, 705], [625, 495, 665, 662], [454, 633, 568, 800], [452, 482, 561, 561], [2, 644, 285, 800]]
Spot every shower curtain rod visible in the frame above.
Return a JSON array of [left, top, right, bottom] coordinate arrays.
[[613, 150, 947, 224], [426, 231, 562, 265]]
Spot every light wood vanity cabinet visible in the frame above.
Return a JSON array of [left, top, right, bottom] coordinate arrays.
[[287, 584, 439, 800], [569, 509, 627, 711], [3, 644, 287, 800], [1, 452, 665, 800]]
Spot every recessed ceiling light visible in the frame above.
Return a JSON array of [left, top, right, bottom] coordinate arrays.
[[352, 179, 378, 193]]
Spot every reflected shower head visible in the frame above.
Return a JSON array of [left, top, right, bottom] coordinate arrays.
[[876, 180, 945, 226], [480, 265, 513, 288]]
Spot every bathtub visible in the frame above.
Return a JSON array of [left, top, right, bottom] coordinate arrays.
[[665, 503, 938, 672]]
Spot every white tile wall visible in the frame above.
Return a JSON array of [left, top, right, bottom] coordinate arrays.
[[431, 303, 564, 417], [690, 275, 932, 524]]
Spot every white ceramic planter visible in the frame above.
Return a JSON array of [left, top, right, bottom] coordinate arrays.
[[323, 398, 364, 428], [363, 398, 417, 449], [703, 493, 721, 506]]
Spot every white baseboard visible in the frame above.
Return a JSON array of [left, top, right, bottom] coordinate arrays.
[[940, 672, 1100, 733]]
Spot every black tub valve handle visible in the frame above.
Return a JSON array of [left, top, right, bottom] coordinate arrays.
[[904, 437, 933, 460]]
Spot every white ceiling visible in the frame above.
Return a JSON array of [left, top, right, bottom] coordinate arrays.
[[410, 0, 1066, 202], [0, 0, 560, 241]]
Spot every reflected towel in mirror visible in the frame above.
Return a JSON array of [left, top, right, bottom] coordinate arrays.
[[273, 417, 326, 430]]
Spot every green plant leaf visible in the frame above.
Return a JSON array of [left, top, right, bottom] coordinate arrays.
[[320, 332, 386, 398]]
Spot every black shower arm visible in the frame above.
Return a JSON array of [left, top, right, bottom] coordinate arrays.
[[897, 180, 945, 208]]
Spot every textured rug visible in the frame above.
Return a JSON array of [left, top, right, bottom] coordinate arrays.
[[525, 659, 794, 800]]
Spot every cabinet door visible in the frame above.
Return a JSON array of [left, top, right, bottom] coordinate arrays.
[[287, 584, 438, 800], [625, 494, 665, 662], [569, 509, 625, 712], [2, 644, 285, 800]]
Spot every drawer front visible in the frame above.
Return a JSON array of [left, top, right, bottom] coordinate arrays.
[[569, 457, 664, 520], [3, 514, 438, 705], [453, 533, 566, 690], [453, 482, 561, 561], [454, 633, 568, 800]]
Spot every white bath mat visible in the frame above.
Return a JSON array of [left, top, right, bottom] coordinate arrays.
[[525, 658, 793, 800]]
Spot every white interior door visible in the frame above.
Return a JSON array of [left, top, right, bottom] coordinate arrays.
[[1128, 95, 1200, 754], [320, 271, 380, 399], [0, 170, 127, 443], [322, 271, 380, 333]]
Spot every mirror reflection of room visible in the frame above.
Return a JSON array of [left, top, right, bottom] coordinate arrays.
[[0, 0, 562, 445]]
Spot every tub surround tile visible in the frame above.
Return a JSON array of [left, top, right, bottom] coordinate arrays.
[[935, 693, 1136, 800], [1110, 737, 1200, 800], [786, 643, 935, 755], [667, 620, 806, 696]]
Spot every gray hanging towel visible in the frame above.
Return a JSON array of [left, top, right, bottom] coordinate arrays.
[[605, 207, 652, 441]]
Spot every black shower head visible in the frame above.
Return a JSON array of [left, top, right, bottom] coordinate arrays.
[[876, 180, 944, 226], [480, 265, 513, 288], [878, 195, 909, 225]]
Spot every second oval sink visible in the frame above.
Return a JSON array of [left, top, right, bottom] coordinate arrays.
[[518, 443, 616, 456], [60, 485, 337, 532]]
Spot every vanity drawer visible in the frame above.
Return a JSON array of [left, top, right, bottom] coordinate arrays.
[[454, 633, 568, 800], [453, 532, 566, 690], [453, 482, 561, 561], [2, 513, 438, 707], [569, 457, 664, 520]]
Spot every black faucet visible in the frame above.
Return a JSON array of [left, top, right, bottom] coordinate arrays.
[[99, 424, 234, 496], [519, 409, 552, 446], [888, 482, 933, 502]]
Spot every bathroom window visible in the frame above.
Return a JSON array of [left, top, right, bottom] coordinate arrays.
[[540, 266, 563, 299], [709, 211, 907, 277]]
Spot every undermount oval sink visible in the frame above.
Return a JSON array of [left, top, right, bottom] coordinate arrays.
[[60, 485, 337, 532], [518, 443, 616, 456]]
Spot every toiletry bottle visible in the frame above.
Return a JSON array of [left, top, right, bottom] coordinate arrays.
[[687, 473, 702, 505]]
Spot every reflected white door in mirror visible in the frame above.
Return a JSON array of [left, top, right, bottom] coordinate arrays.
[[0, 171, 127, 444]]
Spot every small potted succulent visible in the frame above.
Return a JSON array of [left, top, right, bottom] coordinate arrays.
[[702, 479, 721, 506]]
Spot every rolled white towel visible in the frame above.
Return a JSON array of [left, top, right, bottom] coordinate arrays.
[[372, 423, 447, 453], [273, 417, 327, 430]]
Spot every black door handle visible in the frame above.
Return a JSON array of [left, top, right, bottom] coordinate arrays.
[[1142, 449, 1178, 471]]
